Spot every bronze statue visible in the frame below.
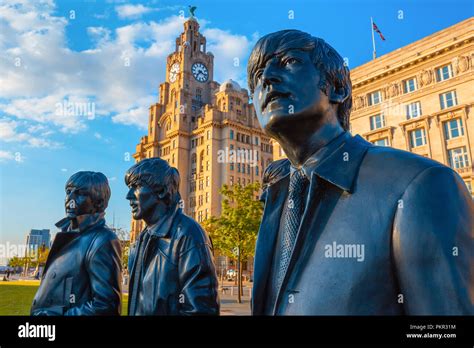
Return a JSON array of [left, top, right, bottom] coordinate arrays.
[[126, 158, 219, 315], [31, 171, 122, 315], [247, 30, 473, 315]]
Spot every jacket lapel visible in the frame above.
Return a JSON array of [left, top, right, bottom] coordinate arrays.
[[43, 231, 80, 275], [252, 175, 289, 315], [271, 134, 371, 314]]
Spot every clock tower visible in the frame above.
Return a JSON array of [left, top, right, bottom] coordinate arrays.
[[131, 17, 274, 243]]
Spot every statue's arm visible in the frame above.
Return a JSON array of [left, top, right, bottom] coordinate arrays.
[[64, 235, 122, 316], [392, 165, 473, 315], [177, 233, 219, 315]]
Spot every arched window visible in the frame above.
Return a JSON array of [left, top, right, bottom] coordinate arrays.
[[199, 150, 205, 173], [191, 153, 197, 175]]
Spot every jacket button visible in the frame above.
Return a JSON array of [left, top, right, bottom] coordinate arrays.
[[51, 272, 56, 279]]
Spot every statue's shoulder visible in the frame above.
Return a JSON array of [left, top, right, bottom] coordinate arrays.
[[263, 158, 290, 188]]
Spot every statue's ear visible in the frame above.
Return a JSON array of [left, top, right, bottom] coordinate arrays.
[[94, 198, 104, 212], [156, 187, 167, 201], [329, 84, 350, 105]]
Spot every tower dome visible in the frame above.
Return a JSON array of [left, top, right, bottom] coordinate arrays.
[[219, 79, 241, 92]]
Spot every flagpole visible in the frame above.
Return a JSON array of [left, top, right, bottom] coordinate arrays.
[[371, 17, 376, 60]]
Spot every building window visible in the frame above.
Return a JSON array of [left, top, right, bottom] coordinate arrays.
[[236, 99, 241, 105], [206, 145, 210, 156], [205, 192, 209, 203], [190, 181, 196, 193], [372, 138, 389, 146], [409, 128, 427, 148], [436, 64, 453, 82], [465, 181, 472, 195], [230, 176, 234, 185], [403, 77, 417, 93], [237, 163, 241, 173], [206, 160, 209, 171], [255, 137, 259, 145], [206, 176, 210, 187], [196, 88, 202, 101], [198, 195, 203, 206], [198, 211, 203, 222], [448, 146, 469, 169], [256, 166, 259, 175], [247, 164, 250, 174], [368, 90, 382, 106], [207, 130, 210, 140], [173, 139, 176, 149], [406, 101, 422, 119], [369, 114, 385, 130], [199, 180, 203, 190], [229, 130, 234, 140], [172, 153, 175, 164], [439, 90, 458, 110], [230, 163, 234, 171], [444, 118, 464, 140]]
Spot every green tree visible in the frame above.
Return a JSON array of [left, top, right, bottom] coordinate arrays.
[[7, 256, 23, 268], [203, 182, 263, 303]]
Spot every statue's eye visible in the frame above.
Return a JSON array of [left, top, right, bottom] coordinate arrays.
[[284, 57, 299, 66], [254, 70, 263, 84]]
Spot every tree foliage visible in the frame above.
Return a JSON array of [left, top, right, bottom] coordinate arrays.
[[203, 182, 263, 263]]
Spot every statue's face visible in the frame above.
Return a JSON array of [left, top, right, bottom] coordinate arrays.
[[65, 185, 96, 218], [126, 183, 158, 221], [252, 49, 329, 133]]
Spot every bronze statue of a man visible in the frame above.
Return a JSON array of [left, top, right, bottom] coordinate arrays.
[[247, 30, 473, 315], [31, 171, 122, 315], [126, 158, 219, 315]]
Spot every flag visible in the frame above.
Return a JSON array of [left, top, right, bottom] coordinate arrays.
[[372, 21, 386, 41]]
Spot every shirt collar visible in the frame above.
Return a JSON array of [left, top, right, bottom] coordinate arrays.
[[55, 212, 106, 233], [290, 132, 370, 193], [145, 203, 181, 238]]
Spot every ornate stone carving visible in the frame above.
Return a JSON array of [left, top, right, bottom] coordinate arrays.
[[353, 95, 366, 110], [387, 82, 400, 98], [418, 69, 433, 87], [453, 55, 470, 75]]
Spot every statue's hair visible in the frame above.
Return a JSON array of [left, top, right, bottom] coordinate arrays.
[[247, 30, 352, 131], [125, 158, 181, 206], [65, 171, 111, 212]]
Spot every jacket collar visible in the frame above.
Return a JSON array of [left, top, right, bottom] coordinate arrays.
[[287, 132, 370, 193], [145, 203, 181, 238], [55, 212, 106, 234]]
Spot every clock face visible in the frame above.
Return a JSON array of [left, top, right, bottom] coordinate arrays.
[[169, 63, 180, 82], [192, 62, 208, 82]]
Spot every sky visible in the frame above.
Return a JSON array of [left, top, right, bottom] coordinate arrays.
[[0, 0, 472, 263]]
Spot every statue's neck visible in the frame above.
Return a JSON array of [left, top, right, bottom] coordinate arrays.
[[274, 123, 344, 168]]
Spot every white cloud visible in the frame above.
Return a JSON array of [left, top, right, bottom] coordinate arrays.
[[0, 150, 16, 162], [0, 117, 61, 148], [115, 4, 155, 19], [0, 0, 255, 143]]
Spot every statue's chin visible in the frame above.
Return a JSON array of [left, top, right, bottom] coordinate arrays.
[[264, 111, 299, 135]]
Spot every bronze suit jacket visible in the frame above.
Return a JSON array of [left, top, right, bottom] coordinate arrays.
[[252, 132, 473, 315], [31, 213, 122, 315]]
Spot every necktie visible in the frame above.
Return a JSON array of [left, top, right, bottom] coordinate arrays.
[[276, 169, 308, 292]]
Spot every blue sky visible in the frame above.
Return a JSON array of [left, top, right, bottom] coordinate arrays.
[[0, 0, 472, 263]]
